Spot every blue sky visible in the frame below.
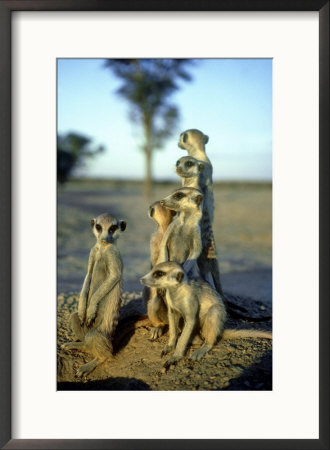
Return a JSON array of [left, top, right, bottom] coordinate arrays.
[[57, 58, 272, 181]]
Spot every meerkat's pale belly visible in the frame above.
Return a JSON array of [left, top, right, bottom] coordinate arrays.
[[168, 232, 191, 263], [88, 257, 109, 300]]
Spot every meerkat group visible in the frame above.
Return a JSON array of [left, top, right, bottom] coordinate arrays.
[[61, 128, 271, 376], [143, 128, 271, 368]]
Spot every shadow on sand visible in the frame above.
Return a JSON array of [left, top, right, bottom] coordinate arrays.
[[57, 376, 150, 391], [225, 349, 272, 390]]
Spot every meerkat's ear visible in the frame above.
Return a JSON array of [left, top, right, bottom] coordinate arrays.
[[204, 134, 209, 144], [170, 210, 177, 217], [91, 219, 96, 228], [195, 194, 203, 206], [176, 271, 184, 283], [198, 163, 205, 173], [120, 220, 127, 231]]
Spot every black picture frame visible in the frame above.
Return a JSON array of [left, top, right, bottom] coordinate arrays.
[[0, 1, 328, 449]]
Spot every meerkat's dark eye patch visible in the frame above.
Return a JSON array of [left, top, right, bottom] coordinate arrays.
[[153, 270, 166, 279], [176, 160, 180, 167], [149, 207, 154, 217], [95, 224, 102, 232], [109, 224, 118, 233], [120, 221, 126, 231], [176, 272, 184, 283], [173, 192, 186, 201], [182, 132, 188, 143], [195, 194, 203, 206], [185, 161, 194, 168]]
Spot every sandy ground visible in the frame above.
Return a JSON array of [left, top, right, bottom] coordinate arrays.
[[57, 180, 272, 390]]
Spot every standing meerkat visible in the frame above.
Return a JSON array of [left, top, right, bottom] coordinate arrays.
[[148, 201, 177, 267], [175, 155, 221, 291], [178, 129, 223, 295], [141, 262, 272, 368], [144, 201, 176, 339], [156, 187, 203, 278], [61, 213, 126, 377]]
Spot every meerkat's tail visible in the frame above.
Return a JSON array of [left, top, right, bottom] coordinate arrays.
[[203, 235, 224, 296], [222, 329, 272, 340]]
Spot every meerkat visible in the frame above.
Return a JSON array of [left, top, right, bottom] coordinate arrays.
[[156, 187, 203, 279], [175, 155, 222, 290], [177, 130, 223, 296], [141, 262, 272, 368], [61, 213, 126, 377], [148, 201, 177, 266], [143, 201, 176, 340]]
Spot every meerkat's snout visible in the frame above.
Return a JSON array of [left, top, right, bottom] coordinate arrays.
[[175, 161, 183, 176]]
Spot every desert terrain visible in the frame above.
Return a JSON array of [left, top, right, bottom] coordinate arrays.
[[57, 179, 272, 390]]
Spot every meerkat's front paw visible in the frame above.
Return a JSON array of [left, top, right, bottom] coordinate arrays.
[[161, 344, 175, 358], [85, 307, 96, 327], [76, 360, 96, 378], [189, 346, 209, 361], [77, 309, 86, 325], [61, 342, 71, 351], [163, 355, 182, 369], [76, 364, 91, 378], [150, 326, 163, 340]]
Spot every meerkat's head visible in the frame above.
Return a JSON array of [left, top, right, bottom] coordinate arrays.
[[91, 213, 126, 245], [178, 129, 209, 152], [140, 262, 186, 289], [160, 187, 203, 213], [175, 156, 205, 178], [148, 201, 176, 226]]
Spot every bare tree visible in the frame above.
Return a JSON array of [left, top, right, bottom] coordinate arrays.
[[104, 59, 193, 197]]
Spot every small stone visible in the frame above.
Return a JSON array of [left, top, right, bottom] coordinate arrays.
[[260, 305, 266, 311]]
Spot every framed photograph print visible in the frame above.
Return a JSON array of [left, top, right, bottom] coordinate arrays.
[[0, 1, 329, 449]]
